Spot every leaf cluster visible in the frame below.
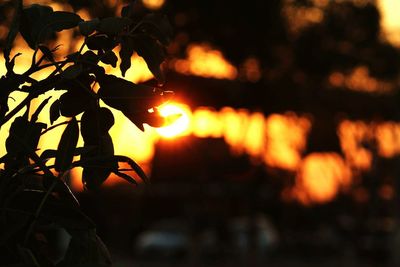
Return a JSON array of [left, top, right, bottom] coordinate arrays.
[[0, 1, 175, 265]]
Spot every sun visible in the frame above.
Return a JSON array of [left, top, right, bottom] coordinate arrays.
[[156, 103, 191, 138]]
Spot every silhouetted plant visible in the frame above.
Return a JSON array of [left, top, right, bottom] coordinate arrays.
[[0, 0, 174, 265]]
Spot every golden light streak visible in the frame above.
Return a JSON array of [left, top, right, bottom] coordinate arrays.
[[192, 107, 224, 138], [242, 112, 265, 159], [153, 107, 312, 173], [220, 107, 249, 155], [328, 66, 394, 94]]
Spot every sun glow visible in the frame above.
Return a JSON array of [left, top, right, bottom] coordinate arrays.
[[142, 0, 165, 10], [377, 0, 400, 46], [156, 103, 191, 138]]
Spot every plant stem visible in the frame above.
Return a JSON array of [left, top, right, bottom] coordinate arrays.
[[23, 173, 60, 246], [0, 68, 65, 127], [41, 120, 80, 136]]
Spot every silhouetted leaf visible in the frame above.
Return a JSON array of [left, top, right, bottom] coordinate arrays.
[[144, 110, 164, 127], [97, 74, 164, 111], [57, 75, 94, 117], [9, 189, 95, 230], [66, 51, 80, 61], [82, 134, 116, 190], [49, 99, 61, 124], [30, 96, 51, 122], [61, 65, 83, 80], [6, 117, 46, 157], [97, 17, 132, 35], [46, 11, 82, 32], [145, 111, 181, 128], [98, 108, 115, 131], [132, 34, 166, 83], [20, 6, 81, 49], [86, 35, 115, 51], [100, 51, 118, 68], [97, 75, 170, 130], [78, 18, 100, 36], [79, 50, 99, 68], [97, 75, 167, 130], [59, 229, 111, 266], [40, 147, 96, 161], [20, 4, 53, 48], [80, 107, 115, 182], [81, 108, 114, 144], [114, 155, 148, 183], [126, 113, 146, 131], [139, 13, 173, 46], [112, 170, 138, 185], [59, 92, 87, 117], [80, 110, 97, 143], [119, 36, 134, 76], [40, 149, 57, 160], [55, 118, 79, 172], [6, 117, 29, 156]]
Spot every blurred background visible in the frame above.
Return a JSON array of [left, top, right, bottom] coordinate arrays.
[[2, 0, 400, 266]]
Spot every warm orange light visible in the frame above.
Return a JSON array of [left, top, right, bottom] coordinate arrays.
[[192, 107, 223, 138], [377, 0, 400, 46], [294, 153, 352, 205], [263, 113, 311, 170], [4, 0, 400, 203], [171, 43, 238, 80], [240, 57, 262, 83], [220, 107, 249, 155], [156, 103, 191, 138], [142, 0, 165, 10], [328, 66, 394, 94], [188, 108, 311, 170], [338, 120, 373, 170], [283, 1, 324, 34], [375, 122, 400, 158]]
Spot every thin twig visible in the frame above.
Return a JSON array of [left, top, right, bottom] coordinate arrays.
[[23, 172, 61, 246], [41, 120, 80, 136]]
